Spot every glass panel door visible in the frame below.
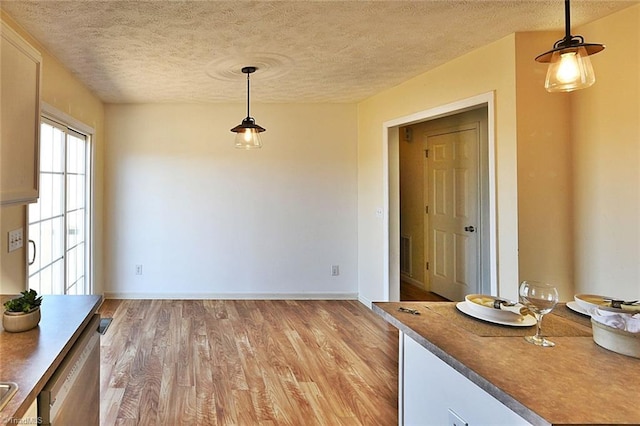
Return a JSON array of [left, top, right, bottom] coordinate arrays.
[[65, 130, 87, 295], [28, 118, 91, 295]]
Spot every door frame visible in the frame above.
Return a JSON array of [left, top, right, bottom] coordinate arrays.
[[383, 92, 497, 301], [30, 102, 95, 295]]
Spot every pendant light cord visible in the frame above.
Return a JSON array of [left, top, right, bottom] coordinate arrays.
[[563, 0, 571, 42], [554, 0, 584, 50], [246, 72, 251, 118]]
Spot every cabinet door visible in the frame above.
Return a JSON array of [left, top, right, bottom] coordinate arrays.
[[402, 334, 530, 425], [1, 21, 42, 205]]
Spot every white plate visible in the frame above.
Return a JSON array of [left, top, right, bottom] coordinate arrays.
[[566, 301, 590, 316], [456, 301, 536, 327], [465, 294, 523, 321]]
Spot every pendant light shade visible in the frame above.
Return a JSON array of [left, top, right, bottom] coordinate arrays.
[[535, 0, 604, 93], [231, 66, 265, 149], [231, 117, 265, 149]]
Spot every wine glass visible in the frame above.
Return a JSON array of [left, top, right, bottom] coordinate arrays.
[[519, 280, 559, 347]]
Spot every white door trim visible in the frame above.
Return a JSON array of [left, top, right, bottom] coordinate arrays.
[[382, 92, 497, 301]]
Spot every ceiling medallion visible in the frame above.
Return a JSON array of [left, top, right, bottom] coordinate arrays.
[[206, 53, 294, 82]]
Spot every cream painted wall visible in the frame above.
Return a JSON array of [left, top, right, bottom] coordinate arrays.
[[0, 12, 105, 295], [4, 4, 637, 303], [572, 5, 640, 299], [104, 103, 358, 298], [0, 205, 26, 293], [358, 5, 640, 305], [515, 31, 575, 301], [398, 125, 426, 288], [357, 35, 520, 304]]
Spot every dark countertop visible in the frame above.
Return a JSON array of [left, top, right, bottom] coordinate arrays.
[[373, 301, 640, 425], [0, 294, 102, 425]]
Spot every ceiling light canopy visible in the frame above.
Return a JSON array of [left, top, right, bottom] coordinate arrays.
[[535, 0, 605, 93], [231, 66, 265, 149]]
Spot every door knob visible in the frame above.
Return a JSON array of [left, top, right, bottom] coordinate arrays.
[[464, 226, 475, 232]]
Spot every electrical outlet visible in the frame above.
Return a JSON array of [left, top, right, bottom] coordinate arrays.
[[135, 264, 143, 275], [331, 265, 340, 276], [8, 228, 24, 252]]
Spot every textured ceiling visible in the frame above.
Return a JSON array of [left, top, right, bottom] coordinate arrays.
[[1, 0, 636, 103]]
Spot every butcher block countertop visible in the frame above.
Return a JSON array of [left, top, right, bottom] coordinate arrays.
[[0, 294, 102, 425], [373, 301, 640, 425]]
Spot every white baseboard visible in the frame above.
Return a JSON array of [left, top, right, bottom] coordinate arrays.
[[358, 294, 373, 309], [103, 291, 359, 300], [400, 274, 425, 289]]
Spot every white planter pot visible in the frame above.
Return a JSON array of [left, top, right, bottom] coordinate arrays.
[[2, 308, 41, 333]]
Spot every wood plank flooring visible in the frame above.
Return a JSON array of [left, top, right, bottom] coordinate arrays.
[[400, 282, 449, 302], [98, 300, 399, 425]]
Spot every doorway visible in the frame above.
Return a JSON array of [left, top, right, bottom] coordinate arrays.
[[400, 108, 488, 301], [28, 108, 94, 295], [384, 92, 497, 302]]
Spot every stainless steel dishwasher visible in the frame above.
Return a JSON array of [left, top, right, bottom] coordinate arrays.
[[39, 314, 100, 426]]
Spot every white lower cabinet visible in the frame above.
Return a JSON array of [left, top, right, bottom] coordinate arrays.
[[401, 333, 531, 426]]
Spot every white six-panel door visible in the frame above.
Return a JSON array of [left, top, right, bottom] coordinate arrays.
[[425, 123, 479, 301]]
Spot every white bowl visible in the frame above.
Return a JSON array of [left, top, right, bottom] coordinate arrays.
[[591, 318, 640, 359], [464, 294, 522, 321]]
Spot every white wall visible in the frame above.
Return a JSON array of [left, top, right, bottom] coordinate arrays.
[[104, 103, 358, 298]]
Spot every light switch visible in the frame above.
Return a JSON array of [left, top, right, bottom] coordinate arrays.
[[8, 228, 24, 252]]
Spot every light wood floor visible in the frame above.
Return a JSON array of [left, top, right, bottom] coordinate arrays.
[[98, 299, 399, 425], [400, 282, 449, 302]]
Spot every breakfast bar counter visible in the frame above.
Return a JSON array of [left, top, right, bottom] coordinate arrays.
[[0, 294, 102, 425], [373, 301, 640, 425]]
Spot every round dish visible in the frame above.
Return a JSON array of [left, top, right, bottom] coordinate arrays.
[[574, 294, 613, 313], [464, 294, 523, 322], [566, 301, 589, 316], [456, 302, 536, 327], [574, 294, 640, 314]]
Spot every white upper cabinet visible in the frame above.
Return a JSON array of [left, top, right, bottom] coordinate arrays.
[[1, 20, 42, 205]]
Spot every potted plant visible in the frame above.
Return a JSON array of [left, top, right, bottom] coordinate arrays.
[[2, 289, 42, 332]]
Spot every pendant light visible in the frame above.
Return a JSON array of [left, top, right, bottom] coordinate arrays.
[[231, 66, 265, 149], [535, 0, 605, 93]]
